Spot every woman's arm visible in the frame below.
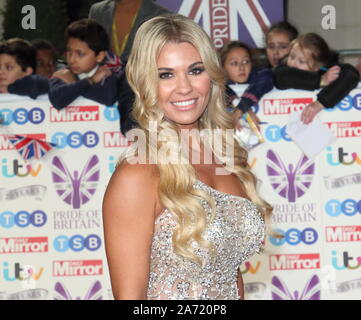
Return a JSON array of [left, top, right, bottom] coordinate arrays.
[[102, 161, 159, 299], [237, 269, 244, 300]]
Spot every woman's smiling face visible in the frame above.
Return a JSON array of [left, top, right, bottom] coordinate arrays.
[[156, 41, 212, 129]]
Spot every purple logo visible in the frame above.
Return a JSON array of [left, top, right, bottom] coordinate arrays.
[[266, 149, 315, 202], [51, 155, 100, 209], [54, 281, 102, 300], [271, 275, 320, 300]]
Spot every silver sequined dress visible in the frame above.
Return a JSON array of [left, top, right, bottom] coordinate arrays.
[[147, 180, 265, 300]]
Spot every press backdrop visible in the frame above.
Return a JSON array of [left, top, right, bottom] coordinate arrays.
[[0, 84, 360, 300]]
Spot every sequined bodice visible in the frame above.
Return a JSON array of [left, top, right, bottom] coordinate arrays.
[[147, 180, 265, 300]]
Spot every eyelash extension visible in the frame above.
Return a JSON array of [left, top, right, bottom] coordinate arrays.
[[189, 67, 204, 75], [158, 72, 172, 79]]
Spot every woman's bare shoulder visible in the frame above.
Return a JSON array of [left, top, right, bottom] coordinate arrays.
[[108, 160, 158, 190], [103, 162, 159, 220]]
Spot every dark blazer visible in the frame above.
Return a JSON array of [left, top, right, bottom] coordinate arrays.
[[8, 74, 49, 99], [89, 0, 171, 61], [226, 68, 274, 113], [49, 72, 120, 110]]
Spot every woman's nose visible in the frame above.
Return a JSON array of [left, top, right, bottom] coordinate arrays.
[[176, 74, 192, 94]]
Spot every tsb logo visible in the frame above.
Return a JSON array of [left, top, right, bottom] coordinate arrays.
[[269, 228, 318, 246], [325, 199, 361, 216], [51, 131, 99, 149], [0, 108, 45, 125], [264, 125, 291, 142], [53, 234, 101, 252], [0, 210, 47, 228], [325, 95, 361, 112], [103, 106, 120, 121]]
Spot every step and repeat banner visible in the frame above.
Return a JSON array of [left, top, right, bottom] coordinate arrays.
[[0, 85, 360, 300], [0, 95, 123, 300], [243, 86, 361, 300]]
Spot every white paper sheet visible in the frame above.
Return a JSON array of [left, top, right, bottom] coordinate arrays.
[[286, 111, 336, 159]]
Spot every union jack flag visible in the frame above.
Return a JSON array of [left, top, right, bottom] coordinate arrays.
[[8, 135, 56, 162], [157, 0, 284, 48], [105, 51, 124, 73]]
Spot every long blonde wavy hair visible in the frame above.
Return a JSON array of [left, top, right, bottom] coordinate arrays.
[[124, 14, 272, 264]]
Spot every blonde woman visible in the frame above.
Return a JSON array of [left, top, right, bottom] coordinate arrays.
[[102, 14, 271, 300]]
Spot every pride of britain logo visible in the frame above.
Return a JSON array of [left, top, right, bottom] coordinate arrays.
[[266, 149, 315, 202], [51, 155, 100, 209], [271, 275, 321, 300]]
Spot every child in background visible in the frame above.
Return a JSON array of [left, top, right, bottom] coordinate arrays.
[[49, 18, 119, 110], [219, 41, 274, 127], [31, 39, 58, 79], [274, 33, 360, 124], [265, 21, 299, 68], [0, 38, 49, 99]]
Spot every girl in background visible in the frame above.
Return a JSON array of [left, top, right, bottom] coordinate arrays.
[[265, 21, 299, 68], [220, 41, 274, 127], [274, 32, 360, 124]]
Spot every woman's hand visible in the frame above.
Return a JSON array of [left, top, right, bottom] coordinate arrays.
[[301, 101, 324, 124], [320, 65, 340, 86]]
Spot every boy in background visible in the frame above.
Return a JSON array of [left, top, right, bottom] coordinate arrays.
[[49, 18, 119, 110], [0, 38, 49, 99], [31, 39, 59, 79]]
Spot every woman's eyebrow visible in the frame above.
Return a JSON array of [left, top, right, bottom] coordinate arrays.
[[157, 67, 173, 71], [188, 61, 204, 69], [158, 61, 204, 71]]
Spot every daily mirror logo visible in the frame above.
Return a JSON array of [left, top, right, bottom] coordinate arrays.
[[325, 121, 361, 138], [326, 226, 361, 242], [50, 106, 99, 123], [270, 254, 320, 271], [53, 260, 103, 277], [0, 237, 48, 254], [263, 98, 314, 115]]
